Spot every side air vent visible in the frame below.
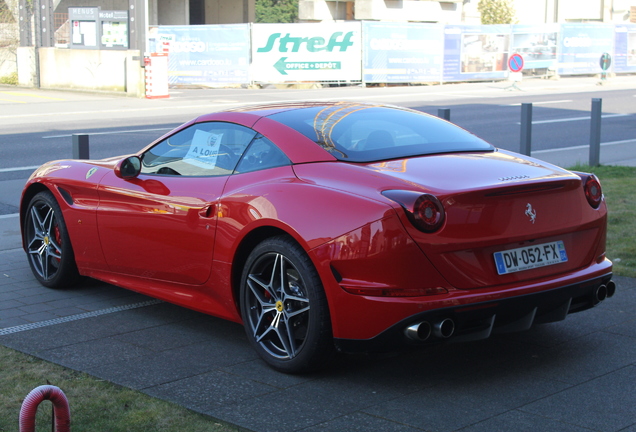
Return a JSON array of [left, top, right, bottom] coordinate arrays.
[[58, 187, 74, 206]]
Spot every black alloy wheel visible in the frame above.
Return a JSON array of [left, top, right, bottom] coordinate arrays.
[[240, 236, 334, 374], [24, 191, 79, 288]]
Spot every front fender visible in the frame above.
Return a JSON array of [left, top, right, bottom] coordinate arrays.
[[21, 160, 112, 271]]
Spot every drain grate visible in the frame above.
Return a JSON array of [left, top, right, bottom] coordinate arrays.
[[0, 299, 163, 336]]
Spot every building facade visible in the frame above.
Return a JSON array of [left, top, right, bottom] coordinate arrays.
[[299, 0, 636, 25]]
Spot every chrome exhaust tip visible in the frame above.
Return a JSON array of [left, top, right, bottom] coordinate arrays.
[[405, 321, 432, 342], [595, 284, 608, 303], [432, 318, 455, 339], [606, 280, 616, 298]]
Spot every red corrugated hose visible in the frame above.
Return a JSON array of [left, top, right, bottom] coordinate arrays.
[[19, 385, 70, 432]]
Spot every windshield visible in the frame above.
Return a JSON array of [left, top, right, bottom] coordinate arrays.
[[267, 103, 494, 162]]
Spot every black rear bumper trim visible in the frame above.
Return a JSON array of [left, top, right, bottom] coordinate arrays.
[[334, 273, 613, 353]]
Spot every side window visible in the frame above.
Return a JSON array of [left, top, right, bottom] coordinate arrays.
[[140, 122, 257, 177], [235, 135, 290, 174]]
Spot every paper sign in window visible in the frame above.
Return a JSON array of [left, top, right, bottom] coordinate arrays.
[[183, 130, 224, 169]]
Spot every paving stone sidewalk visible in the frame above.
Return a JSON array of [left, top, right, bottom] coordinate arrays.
[[1, 247, 635, 431]]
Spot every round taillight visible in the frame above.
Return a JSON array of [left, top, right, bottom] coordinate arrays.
[[584, 174, 603, 209], [382, 190, 446, 233], [413, 194, 445, 232]]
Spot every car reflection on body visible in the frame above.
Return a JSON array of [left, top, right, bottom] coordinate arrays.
[[21, 102, 614, 373]]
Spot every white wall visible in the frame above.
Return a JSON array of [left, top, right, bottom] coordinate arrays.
[[300, 0, 447, 22], [355, 0, 442, 22], [33, 48, 146, 96], [511, 0, 636, 23]]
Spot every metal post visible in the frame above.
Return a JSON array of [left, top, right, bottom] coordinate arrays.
[[129, 0, 148, 52], [34, 0, 54, 48], [32, 0, 40, 47], [520, 103, 532, 156], [18, 0, 33, 47], [437, 108, 451, 121], [72, 134, 90, 159], [589, 98, 602, 167]]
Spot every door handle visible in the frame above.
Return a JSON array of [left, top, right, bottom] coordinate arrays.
[[199, 205, 215, 219]]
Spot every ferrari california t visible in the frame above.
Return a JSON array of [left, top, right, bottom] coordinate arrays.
[[21, 102, 614, 373]]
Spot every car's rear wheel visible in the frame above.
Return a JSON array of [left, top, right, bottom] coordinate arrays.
[[24, 191, 79, 288], [240, 236, 334, 374]]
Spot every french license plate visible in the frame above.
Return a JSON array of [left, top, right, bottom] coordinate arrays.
[[493, 240, 568, 275]]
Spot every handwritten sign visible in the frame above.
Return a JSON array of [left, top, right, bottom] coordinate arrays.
[[183, 130, 224, 169]]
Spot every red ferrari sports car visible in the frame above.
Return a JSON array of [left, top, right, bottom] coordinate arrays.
[[21, 102, 614, 373]]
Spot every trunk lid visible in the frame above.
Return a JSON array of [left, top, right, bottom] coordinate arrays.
[[364, 150, 605, 289], [294, 150, 606, 290]]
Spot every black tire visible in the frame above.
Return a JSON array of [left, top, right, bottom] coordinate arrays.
[[23, 191, 79, 288], [240, 236, 334, 374]]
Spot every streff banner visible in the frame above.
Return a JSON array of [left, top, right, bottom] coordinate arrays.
[[154, 23, 636, 86], [443, 25, 511, 82], [614, 24, 636, 73], [152, 25, 250, 86], [558, 24, 614, 75], [362, 22, 444, 83], [251, 22, 362, 82]]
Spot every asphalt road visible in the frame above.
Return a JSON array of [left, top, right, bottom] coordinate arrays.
[[1, 75, 635, 175]]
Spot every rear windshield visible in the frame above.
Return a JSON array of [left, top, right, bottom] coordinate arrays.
[[267, 104, 494, 162]]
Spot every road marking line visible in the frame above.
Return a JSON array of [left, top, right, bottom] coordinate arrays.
[[0, 90, 502, 120], [0, 104, 241, 119], [519, 113, 630, 125], [0, 299, 163, 336], [532, 139, 636, 154], [0, 92, 66, 101], [0, 98, 27, 103], [0, 165, 39, 173], [504, 100, 572, 106], [0, 214, 20, 219], [42, 127, 174, 139], [0, 248, 23, 254]]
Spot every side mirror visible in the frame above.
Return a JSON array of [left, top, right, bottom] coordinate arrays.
[[115, 156, 142, 179]]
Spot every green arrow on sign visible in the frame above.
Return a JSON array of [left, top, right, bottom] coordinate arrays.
[[274, 57, 342, 75]]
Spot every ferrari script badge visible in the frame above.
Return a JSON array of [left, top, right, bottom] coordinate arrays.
[[525, 203, 537, 224]]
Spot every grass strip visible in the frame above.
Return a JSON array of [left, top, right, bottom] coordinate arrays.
[[570, 165, 636, 278], [0, 345, 238, 432]]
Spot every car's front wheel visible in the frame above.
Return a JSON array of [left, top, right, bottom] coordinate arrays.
[[24, 191, 79, 288], [240, 236, 334, 374]]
